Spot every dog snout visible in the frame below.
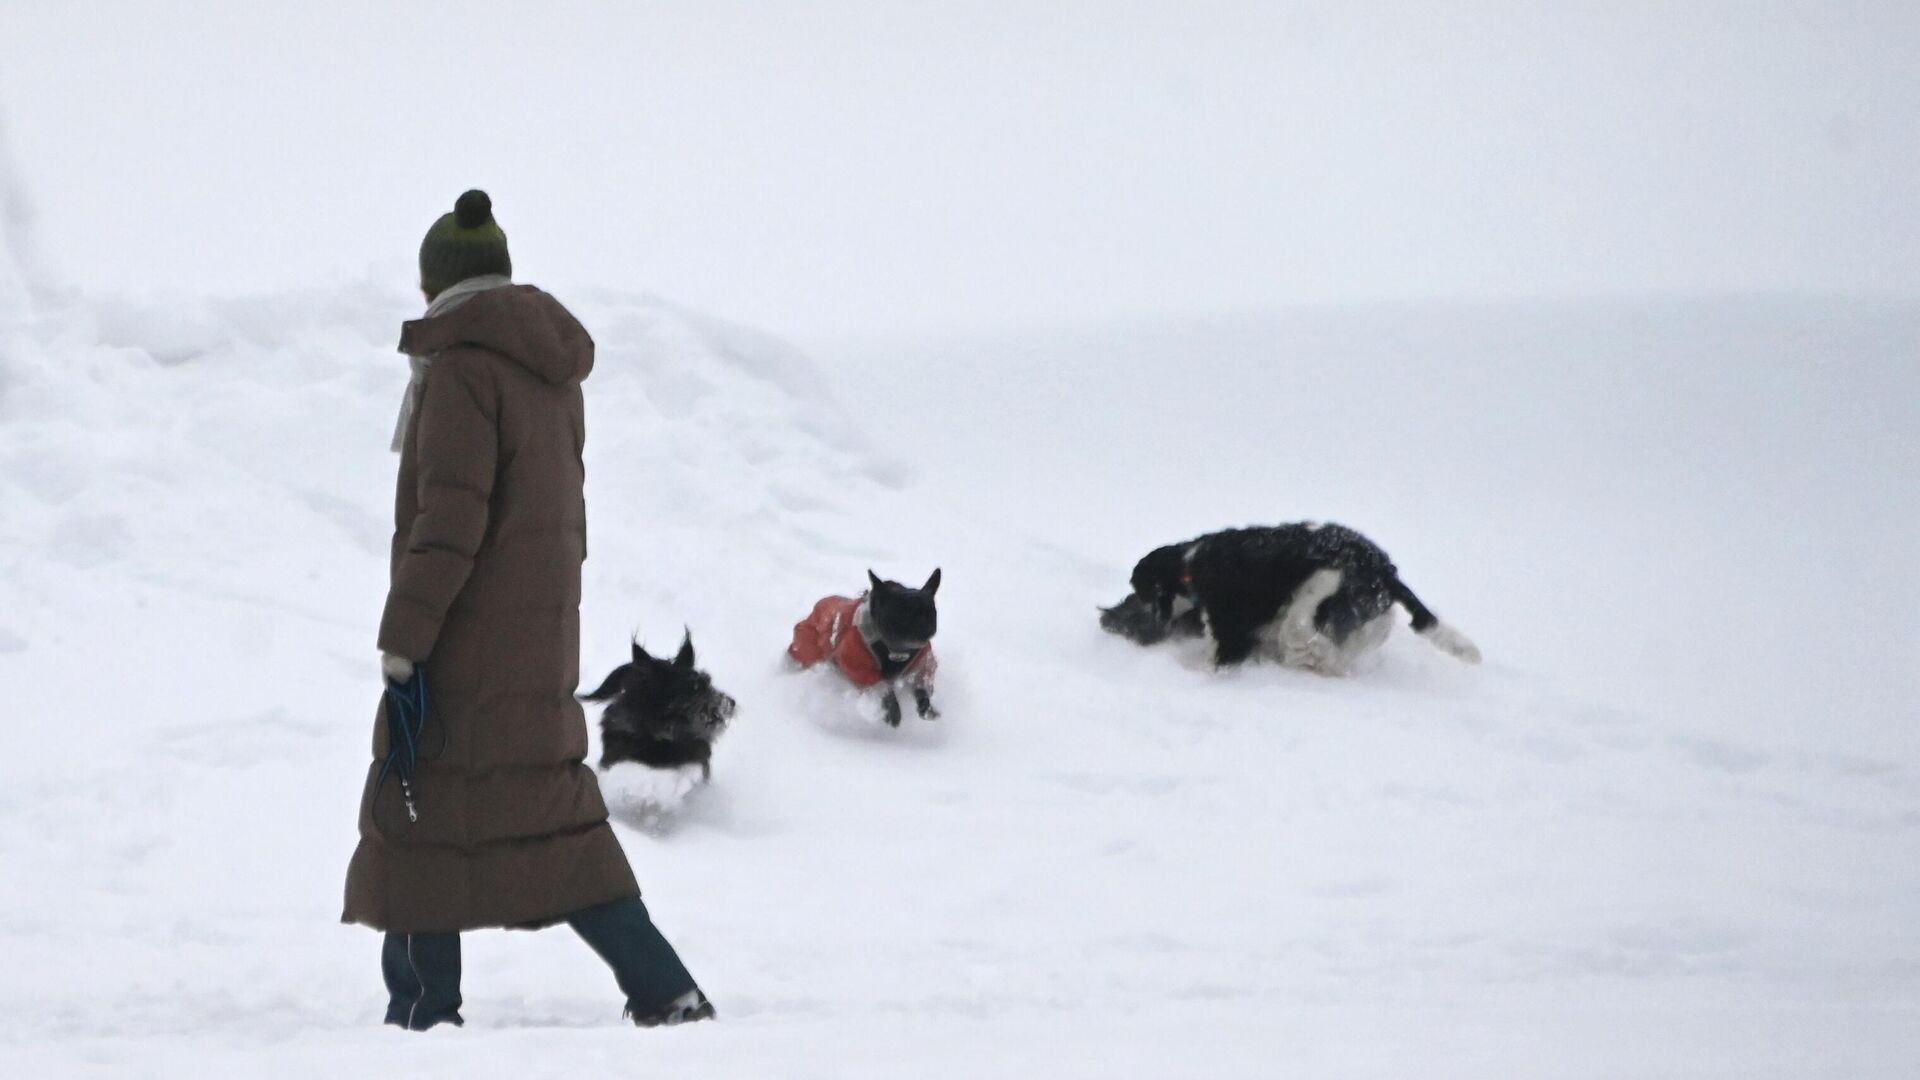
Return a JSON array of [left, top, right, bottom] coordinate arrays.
[[697, 693, 737, 731]]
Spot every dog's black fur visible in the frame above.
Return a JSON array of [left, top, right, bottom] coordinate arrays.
[[866, 568, 941, 726], [1102, 523, 1480, 670], [581, 632, 738, 779]]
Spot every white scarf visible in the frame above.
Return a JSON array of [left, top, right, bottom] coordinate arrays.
[[390, 274, 512, 452]]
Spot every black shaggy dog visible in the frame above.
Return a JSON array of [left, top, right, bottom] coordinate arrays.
[[581, 632, 738, 780], [1102, 523, 1481, 673]]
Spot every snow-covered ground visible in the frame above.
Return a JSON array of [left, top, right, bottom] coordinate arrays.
[[1, 272, 1916, 1078]]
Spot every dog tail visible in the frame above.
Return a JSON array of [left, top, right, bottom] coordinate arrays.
[[1389, 574, 1482, 664], [578, 665, 627, 703]]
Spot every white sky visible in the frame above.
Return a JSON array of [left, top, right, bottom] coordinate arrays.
[[2, 0, 1916, 336]]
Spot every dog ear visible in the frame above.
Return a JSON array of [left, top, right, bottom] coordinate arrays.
[[868, 569, 884, 593], [675, 629, 696, 670], [922, 568, 942, 596], [631, 637, 652, 665]]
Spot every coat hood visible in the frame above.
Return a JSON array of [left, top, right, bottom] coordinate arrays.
[[399, 285, 594, 385]]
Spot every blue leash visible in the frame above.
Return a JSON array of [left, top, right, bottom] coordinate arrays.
[[379, 665, 430, 823]]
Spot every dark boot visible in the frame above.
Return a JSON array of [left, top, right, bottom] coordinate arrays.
[[381, 931, 464, 1031], [566, 897, 711, 1024], [629, 987, 716, 1027]]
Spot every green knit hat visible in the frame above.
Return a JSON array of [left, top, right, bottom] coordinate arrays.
[[418, 189, 511, 296]]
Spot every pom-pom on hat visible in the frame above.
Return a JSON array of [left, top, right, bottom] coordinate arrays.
[[419, 189, 511, 296]]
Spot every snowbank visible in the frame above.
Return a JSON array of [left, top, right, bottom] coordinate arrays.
[[1, 281, 1917, 1078]]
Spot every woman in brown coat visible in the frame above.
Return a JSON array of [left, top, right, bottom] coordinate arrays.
[[342, 190, 713, 1031]]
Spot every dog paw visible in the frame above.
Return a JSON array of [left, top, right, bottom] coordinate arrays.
[[1276, 619, 1319, 654], [1276, 629, 1344, 674], [1308, 635, 1346, 672]]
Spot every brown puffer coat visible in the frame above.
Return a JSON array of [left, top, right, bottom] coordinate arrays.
[[342, 285, 639, 933]]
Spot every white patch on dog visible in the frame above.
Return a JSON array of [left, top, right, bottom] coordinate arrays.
[[1261, 568, 1347, 673], [601, 763, 706, 835], [1278, 568, 1343, 650], [1420, 621, 1483, 664]]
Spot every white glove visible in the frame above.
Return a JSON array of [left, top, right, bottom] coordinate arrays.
[[382, 652, 416, 684]]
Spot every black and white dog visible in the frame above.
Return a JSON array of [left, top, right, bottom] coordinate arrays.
[[581, 632, 738, 780], [1101, 523, 1481, 673]]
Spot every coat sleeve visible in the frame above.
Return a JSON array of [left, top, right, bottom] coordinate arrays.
[[378, 355, 500, 661]]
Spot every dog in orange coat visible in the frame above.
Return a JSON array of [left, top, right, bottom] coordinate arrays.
[[789, 569, 941, 726]]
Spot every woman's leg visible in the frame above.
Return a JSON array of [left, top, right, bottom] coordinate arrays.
[[381, 933, 421, 1027], [567, 897, 707, 1021], [381, 931, 464, 1030]]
